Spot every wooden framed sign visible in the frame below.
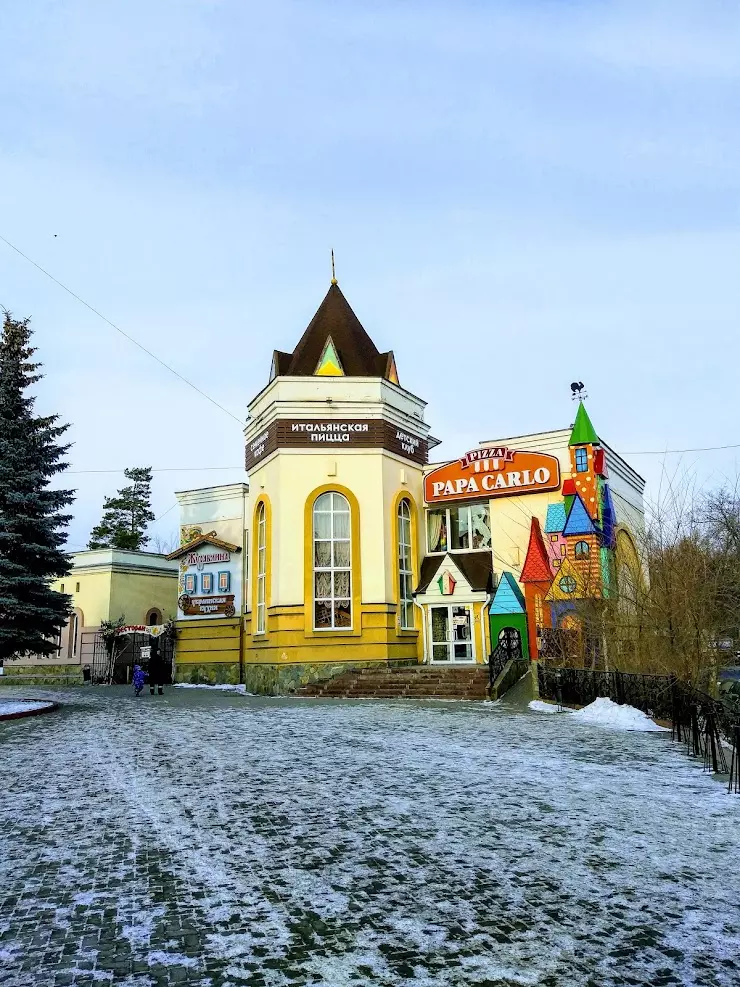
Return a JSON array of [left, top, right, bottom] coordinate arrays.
[[424, 447, 561, 504]]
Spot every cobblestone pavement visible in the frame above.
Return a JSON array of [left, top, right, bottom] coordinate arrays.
[[1, 686, 739, 987]]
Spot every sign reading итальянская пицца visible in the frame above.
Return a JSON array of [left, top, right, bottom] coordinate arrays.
[[244, 419, 428, 470]]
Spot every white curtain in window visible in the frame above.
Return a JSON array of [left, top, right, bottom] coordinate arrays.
[[313, 492, 352, 629], [427, 511, 443, 551]]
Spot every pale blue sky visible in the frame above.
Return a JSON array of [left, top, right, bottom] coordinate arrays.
[[1, 0, 738, 549]]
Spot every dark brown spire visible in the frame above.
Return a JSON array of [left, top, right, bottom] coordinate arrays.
[[270, 284, 397, 381]]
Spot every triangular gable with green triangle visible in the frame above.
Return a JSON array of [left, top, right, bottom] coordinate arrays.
[[569, 402, 599, 447], [490, 571, 526, 615], [314, 336, 344, 376], [563, 493, 597, 537]]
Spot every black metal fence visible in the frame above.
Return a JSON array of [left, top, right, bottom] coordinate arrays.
[[537, 664, 740, 792], [90, 632, 174, 685], [488, 635, 523, 690], [537, 666, 676, 720]]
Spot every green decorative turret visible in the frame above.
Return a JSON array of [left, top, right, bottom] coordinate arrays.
[[569, 402, 599, 447]]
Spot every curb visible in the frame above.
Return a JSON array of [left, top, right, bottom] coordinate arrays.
[[0, 701, 60, 722]]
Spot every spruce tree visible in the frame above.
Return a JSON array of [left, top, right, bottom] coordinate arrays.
[[0, 313, 74, 660], [88, 467, 155, 550]]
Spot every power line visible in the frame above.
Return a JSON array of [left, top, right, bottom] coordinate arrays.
[[0, 232, 245, 426], [66, 439, 740, 478], [4, 231, 735, 459], [154, 503, 178, 523], [623, 442, 740, 455], [67, 466, 245, 475]]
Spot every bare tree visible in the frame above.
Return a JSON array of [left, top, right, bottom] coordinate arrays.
[[573, 472, 740, 690], [150, 531, 180, 555]]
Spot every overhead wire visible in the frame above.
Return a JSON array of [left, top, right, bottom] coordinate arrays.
[[65, 438, 740, 478], [67, 466, 245, 475], [0, 232, 245, 426], [5, 234, 738, 491]]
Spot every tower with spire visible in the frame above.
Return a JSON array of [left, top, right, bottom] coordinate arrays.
[[242, 271, 432, 678], [516, 396, 621, 658], [568, 401, 603, 521]]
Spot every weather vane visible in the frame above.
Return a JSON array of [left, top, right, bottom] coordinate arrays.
[[331, 249, 337, 285], [570, 381, 587, 402]]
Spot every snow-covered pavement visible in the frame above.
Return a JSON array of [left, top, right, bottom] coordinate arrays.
[[1, 686, 739, 986]]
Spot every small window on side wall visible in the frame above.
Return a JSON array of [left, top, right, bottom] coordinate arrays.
[[146, 609, 162, 626], [574, 541, 590, 559], [184, 573, 197, 595], [575, 448, 589, 472], [218, 571, 230, 593]]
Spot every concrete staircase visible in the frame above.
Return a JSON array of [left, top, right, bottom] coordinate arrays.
[[296, 664, 490, 700]]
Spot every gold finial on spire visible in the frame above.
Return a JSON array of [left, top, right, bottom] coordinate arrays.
[[331, 249, 337, 285]]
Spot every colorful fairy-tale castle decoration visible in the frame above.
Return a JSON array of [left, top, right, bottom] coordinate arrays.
[[519, 517, 553, 657], [489, 571, 529, 659], [520, 401, 619, 658]]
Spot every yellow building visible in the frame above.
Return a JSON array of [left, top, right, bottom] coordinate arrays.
[[5, 550, 178, 684], [166, 484, 249, 685], [172, 277, 645, 692], [173, 281, 434, 690]]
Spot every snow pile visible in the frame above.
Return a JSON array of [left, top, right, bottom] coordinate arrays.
[[569, 697, 669, 732], [174, 683, 252, 694], [0, 699, 54, 717], [528, 700, 564, 714], [529, 696, 669, 731]]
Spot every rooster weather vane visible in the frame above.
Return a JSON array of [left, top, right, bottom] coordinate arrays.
[[570, 381, 587, 402]]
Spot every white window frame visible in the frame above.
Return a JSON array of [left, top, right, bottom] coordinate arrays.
[[313, 492, 352, 631], [426, 504, 491, 554], [256, 502, 266, 635], [428, 604, 475, 662], [398, 499, 414, 630]]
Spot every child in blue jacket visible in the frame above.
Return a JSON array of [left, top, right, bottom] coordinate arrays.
[[133, 665, 146, 696]]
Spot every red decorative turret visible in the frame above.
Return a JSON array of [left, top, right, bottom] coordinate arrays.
[[520, 516, 553, 659]]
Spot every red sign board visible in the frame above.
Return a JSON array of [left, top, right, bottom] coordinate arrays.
[[424, 448, 561, 504]]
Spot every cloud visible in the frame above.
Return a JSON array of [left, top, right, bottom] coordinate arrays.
[[0, 0, 737, 543]]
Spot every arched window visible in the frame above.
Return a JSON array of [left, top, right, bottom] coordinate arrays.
[[70, 610, 81, 657], [574, 541, 590, 559], [146, 609, 162, 626], [256, 501, 267, 634], [313, 492, 351, 630], [397, 499, 414, 629]]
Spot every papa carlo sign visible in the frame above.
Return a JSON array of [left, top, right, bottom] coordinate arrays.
[[424, 447, 561, 504]]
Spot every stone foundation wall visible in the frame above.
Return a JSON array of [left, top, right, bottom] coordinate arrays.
[[174, 658, 419, 695], [174, 661, 242, 686], [0, 664, 83, 686]]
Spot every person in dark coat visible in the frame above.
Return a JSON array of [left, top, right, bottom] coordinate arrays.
[[148, 636, 165, 696]]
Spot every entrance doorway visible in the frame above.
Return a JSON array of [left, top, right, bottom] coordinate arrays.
[[497, 627, 523, 661], [430, 605, 475, 662]]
